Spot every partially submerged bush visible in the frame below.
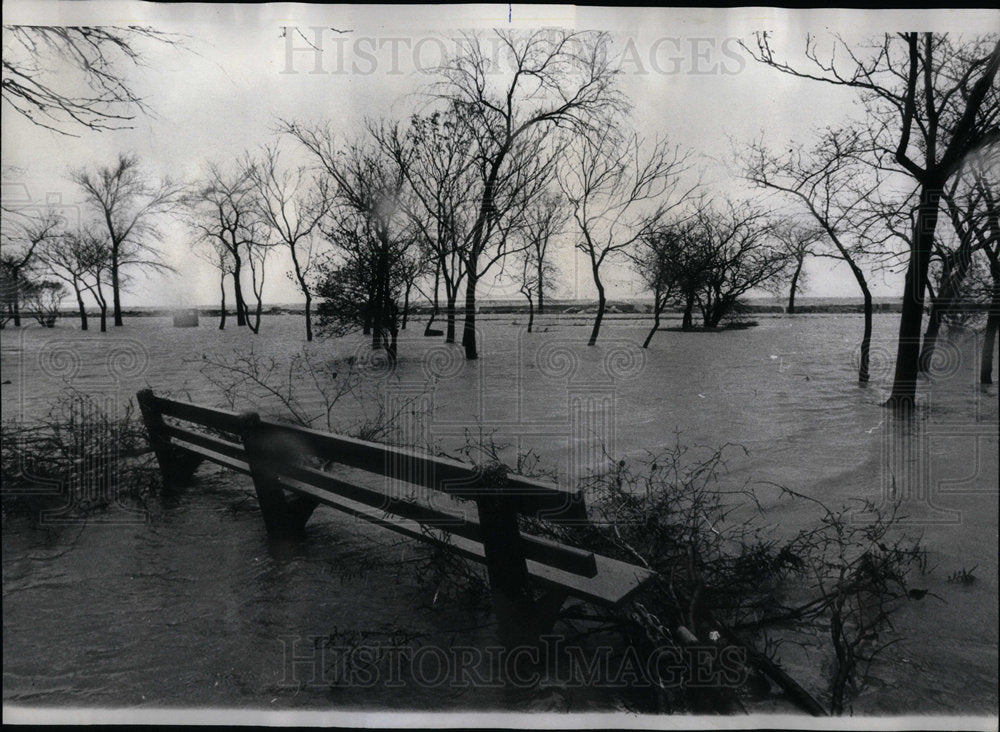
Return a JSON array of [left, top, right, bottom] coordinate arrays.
[[413, 434, 933, 715], [1, 388, 158, 523]]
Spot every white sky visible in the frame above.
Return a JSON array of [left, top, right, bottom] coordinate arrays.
[[3, 3, 998, 307]]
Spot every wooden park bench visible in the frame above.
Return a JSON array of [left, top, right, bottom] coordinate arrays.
[[136, 388, 656, 645]]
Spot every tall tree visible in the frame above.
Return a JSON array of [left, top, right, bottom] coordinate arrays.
[[921, 150, 999, 372], [187, 160, 270, 329], [686, 202, 788, 329], [286, 121, 411, 361], [746, 32, 1000, 408], [772, 220, 824, 314], [248, 144, 330, 341], [71, 153, 180, 326], [521, 190, 568, 318], [560, 125, 694, 345], [39, 227, 97, 330], [436, 29, 626, 359], [631, 220, 692, 348], [385, 109, 476, 343], [744, 128, 903, 383]]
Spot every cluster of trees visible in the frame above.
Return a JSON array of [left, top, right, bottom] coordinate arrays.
[[3, 27, 998, 403], [740, 32, 1000, 401], [2, 154, 180, 332]]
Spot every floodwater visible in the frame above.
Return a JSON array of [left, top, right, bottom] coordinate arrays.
[[2, 313, 997, 714]]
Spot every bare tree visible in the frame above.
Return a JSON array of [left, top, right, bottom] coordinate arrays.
[[921, 151, 999, 371], [0, 206, 62, 327], [981, 240, 1000, 385], [772, 220, 825, 314], [286, 121, 411, 361], [745, 32, 1000, 408], [39, 228, 96, 330], [187, 159, 271, 330], [190, 236, 231, 330], [385, 109, 476, 343], [521, 189, 567, 319], [71, 153, 181, 326], [396, 246, 432, 331], [560, 125, 695, 345], [2, 26, 179, 135], [631, 220, 692, 348], [241, 234, 268, 334], [435, 29, 626, 359], [247, 144, 331, 341], [80, 233, 113, 332], [21, 279, 63, 327], [687, 202, 787, 329], [513, 228, 558, 334], [743, 128, 901, 383]]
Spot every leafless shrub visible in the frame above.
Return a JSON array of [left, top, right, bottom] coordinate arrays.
[[1, 388, 157, 522]]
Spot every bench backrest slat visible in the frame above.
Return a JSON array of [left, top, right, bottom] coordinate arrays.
[[162, 423, 246, 462], [257, 418, 588, 525], [150, 396, 245, 435]]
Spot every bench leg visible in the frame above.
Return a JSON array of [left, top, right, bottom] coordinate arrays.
[[475, 493, 538, 647], [239, 412, 315, 538], [286, 495, 320, 532], [531, 587, 568, 637], [136, 389, 203, 489]]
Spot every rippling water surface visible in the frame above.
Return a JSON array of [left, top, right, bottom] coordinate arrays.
[[2, 313, 997, 713]]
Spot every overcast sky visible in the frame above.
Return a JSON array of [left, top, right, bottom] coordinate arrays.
[[3, 3, 998, 308]]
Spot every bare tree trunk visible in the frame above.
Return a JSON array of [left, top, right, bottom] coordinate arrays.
[[887, 182, 941, 408], [233, 255, 247, 327], [303, 293, 313, 342], [111, 252, 123, 326], [424, 261, 441, 336], [445, 291, 457, 343], [919, 244, 975, 373], [859, 286, 873, 384], [982, 286, 999, 384], [219, 272, 226, 330], [524, 291, 534, 333], [401, 281, 411, 330], [643, 297, 662, 349], [787, 258, 803, 314], [248, 297, 263, 334], [463, 272, 478, 360], [388, 327, 399, 364], [587, 265, 605, 346], [12, 290, 21, 327], [682, 294, 695, 331], [74, 285, 88, 331]]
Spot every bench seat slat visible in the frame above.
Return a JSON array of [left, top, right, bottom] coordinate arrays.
[[289, 484, 651, 607], [170, 440, 252, 475], [278, 472, 598, 578]]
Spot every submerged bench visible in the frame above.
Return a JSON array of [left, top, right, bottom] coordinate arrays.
[[136, 389, 656, 645]]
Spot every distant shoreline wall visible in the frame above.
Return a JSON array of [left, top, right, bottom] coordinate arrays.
[[43, 301, 937, 319]]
